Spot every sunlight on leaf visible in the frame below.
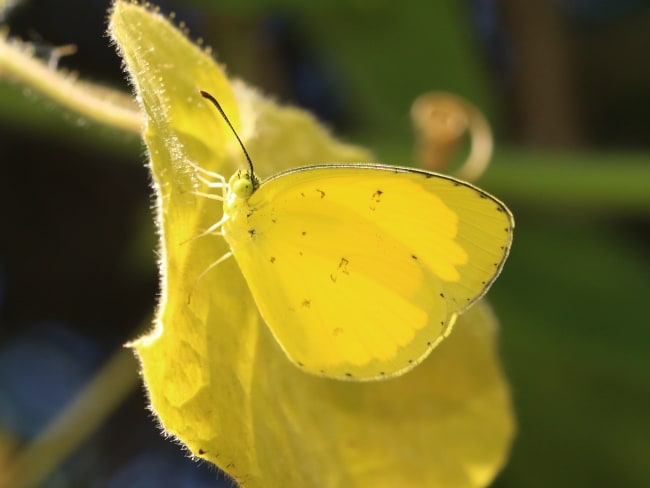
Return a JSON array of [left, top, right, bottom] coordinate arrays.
[[109, 1, 514, 486]]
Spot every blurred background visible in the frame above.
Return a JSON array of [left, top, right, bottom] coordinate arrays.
[[1, 0, 649, 487]]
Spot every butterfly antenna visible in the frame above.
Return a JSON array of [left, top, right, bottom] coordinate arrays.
[[200, 90, 256, 178]]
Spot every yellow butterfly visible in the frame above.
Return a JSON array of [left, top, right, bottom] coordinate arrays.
[[197, 91, 513, 381]]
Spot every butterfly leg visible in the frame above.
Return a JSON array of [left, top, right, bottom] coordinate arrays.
[[180, 214, 228, 245], [186, 159, 227, 184], [184, 159, 229, 202], [193, 172, 226, 190], [196, 251, 233, 282], [192, 190, 223, 201], [197, 214, 228, 238], [187, 250, 233, 304]]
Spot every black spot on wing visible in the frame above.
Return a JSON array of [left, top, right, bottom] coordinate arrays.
[[331, 257, 350, 283], [248, 228, 256, 238], [302, 299, 311, 308], [369, 189, 383, 210], [270, 256, 276, 263], [315, 188, 326, 198]]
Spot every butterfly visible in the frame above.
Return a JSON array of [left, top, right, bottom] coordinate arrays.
[[196, 91, 513, 381]]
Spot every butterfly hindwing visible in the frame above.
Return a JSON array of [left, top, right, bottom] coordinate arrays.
[[223, 164, 513, 380]]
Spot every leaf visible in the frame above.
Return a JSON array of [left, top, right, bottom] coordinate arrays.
[[109, 2, 514, 486]]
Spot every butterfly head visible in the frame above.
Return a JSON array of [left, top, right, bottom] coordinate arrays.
[[228, 170, 259, 201]]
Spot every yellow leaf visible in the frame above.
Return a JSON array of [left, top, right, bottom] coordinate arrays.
[[109, 2, 514, 486]]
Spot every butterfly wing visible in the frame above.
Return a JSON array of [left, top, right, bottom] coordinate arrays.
[[223, 164, 513, 380]]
